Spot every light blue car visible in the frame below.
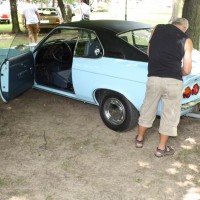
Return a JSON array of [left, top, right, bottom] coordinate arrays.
[[0, 20, 200, 132]]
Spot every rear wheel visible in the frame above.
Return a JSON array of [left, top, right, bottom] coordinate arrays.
[[99, 92, 139, 132]]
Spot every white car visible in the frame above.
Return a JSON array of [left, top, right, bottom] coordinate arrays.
[[0, 5, 11, 24]]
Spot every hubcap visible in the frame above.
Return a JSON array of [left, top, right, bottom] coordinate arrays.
[[104, 98, 126, 125]]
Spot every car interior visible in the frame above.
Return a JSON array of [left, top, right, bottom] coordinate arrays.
[[35, 40, 75, 91], [34, 29, 103, 93]]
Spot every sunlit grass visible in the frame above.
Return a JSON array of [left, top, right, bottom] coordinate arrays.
[[0, 33, 46, 48]]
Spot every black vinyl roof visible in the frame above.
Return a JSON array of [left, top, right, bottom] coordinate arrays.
[[59, 20, 150, 61], [60, 20, 152, 34]]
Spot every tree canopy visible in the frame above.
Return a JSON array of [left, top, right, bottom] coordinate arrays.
[[9, 0, 200, 49]]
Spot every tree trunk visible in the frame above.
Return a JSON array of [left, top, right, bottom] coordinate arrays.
[[169, 0, 184, 23], [57, 0, 67, 23], [52, 0, 56, 7], [182, 0, 200, 50], [10, 0, 21, 33]]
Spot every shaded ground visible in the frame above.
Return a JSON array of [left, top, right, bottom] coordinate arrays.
[[0, 89, 200, 200]]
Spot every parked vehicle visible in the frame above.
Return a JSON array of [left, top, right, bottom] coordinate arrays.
[[0, 6, 11, 24], [38, 7, 63, 30], [0, 20, 200, 132]]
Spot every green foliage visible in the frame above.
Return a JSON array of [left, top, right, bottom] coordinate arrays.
[[64, 0, 74, 4], [104, 0, 111, 4], [32, 0, 47, 3]]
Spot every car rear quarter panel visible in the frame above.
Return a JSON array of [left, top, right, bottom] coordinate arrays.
[[72, 57, 148, 110], [181, 50, 200, 114]]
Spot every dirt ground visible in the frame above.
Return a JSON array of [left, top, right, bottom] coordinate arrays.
[[0, 89, 199, 200]]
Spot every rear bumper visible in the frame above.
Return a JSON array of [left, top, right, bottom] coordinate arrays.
[[39, 24, 59, 29], [181, 99, 200, 110], [185, 112, 200, 119], [181, 99, 200, 116], [0, 18, 10, 22]]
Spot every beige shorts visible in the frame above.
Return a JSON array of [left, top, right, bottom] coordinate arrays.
[[26, 23, 40, 35], [138, 76, 183, 136]]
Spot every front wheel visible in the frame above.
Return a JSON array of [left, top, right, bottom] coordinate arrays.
[[99, 92, 139, 132]]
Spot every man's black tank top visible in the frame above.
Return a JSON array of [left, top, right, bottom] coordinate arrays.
[[148, 24, 188, 80]]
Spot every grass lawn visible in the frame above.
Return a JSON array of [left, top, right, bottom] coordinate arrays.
[[0, 23, 47, 48]]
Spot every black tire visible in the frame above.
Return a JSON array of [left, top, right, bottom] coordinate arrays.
[[7, 20, 10, 24], [99, 92, 139, 132]]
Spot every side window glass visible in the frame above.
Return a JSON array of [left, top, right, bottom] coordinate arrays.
[[75, 30, 103, 58], [118, 29, 152, 54], [119, 31, 134, 46], [134, 29, 151, 46]]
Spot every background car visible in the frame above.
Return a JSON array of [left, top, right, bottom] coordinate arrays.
[[0, 5, 11, 24], [38, 7, 63, 30], [0, 20, 200, 132]]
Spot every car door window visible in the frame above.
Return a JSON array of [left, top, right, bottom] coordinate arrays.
[[0, 33, 32, 65], [75, 30, 103, 58]]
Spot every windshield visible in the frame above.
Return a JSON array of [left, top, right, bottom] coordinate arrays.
[[118, 28, 153, 54]]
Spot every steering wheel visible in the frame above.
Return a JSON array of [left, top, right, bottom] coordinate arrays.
[[52, 42, 72, 64]]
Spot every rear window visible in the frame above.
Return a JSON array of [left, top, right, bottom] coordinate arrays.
[[38, 8, 58, 16], [118, 28, 152, 54]]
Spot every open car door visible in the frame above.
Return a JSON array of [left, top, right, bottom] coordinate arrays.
[[0, 51, 34, 103]]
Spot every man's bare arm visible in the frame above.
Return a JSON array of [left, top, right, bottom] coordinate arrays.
[[182, 38, 193, 76], [35, 11, 40, 22], [147, 26, 157, 56]]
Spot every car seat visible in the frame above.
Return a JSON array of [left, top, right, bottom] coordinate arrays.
[[52, 69, 72, 89]]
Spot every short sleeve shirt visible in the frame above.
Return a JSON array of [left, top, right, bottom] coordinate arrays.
[[22, 3, 39, 25]]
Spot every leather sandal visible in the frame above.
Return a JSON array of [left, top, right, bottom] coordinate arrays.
[[135, 135, 144, 148], [155, 146, 175, 158]]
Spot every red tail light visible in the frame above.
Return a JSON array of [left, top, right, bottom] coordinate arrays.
[[183, 84, 200, 98], [183, 87, 192, 98], [2, 14, 9, 18], [56, 19, 60, 24], [192, 84, 199, 95]]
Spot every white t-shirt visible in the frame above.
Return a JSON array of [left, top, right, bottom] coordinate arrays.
[[80, 3, 90, 16], [22, 3, 39, 25]]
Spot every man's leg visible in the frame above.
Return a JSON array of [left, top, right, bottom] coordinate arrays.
[[155, 78, 182, 157], [158, 134, 169, 150], [33, 24, 39, 43], [33, 32, 38, 43], [28, 34, 33, 43], [27, 25, 34, 43], [135, 125, 148, 148], [155, 134, 175, 157], [137, 125, 148, 141], [135, 77, 161, 148]]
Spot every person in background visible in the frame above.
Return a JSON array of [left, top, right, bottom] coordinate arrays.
[[22, 0, 40, 44], [66, 4, 73, 23], [135, 18, 193, 157], [80, 0, 90, 20]]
